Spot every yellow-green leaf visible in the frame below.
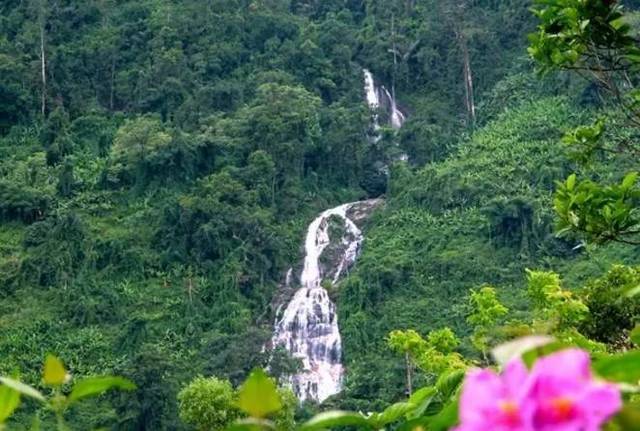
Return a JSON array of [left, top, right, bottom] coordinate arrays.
[[43, 355, 67, 386], [0, 384, 20, 422], [236, 369, 281, 418], [622, 172, 638, 190]]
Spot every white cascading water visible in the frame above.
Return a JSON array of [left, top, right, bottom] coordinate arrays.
[[363, 69, 380, 117], [363, 69, 406, 130], [381, 86, 406, 129], [270, 70, 405, 403], [272, 203, 364, 402]]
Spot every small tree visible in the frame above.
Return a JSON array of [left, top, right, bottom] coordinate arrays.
[[527, 269, 589, 330], [580, 265, 640, 346], [388, 328, 466, 394], [111, 116, 172, 184], [467, 286, 508, 361], [177, 376, 239, 431]]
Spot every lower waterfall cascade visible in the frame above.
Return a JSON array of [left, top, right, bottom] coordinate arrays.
[[270, 201, 380, 402]]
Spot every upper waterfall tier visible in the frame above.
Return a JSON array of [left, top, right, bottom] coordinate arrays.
[[363, 69, 406, 130]]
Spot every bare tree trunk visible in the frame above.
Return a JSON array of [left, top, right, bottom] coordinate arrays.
[[40, 20, 46, 117], [405, 352, 413, 396], [391, 13, 398, 101], [110, 53, 116, 111]]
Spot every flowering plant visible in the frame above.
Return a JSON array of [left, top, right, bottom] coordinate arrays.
[[456, 349, 621, 431], [223, 339, 640, 430]]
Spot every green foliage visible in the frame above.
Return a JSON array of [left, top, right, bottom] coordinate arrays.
[[178, 371, 297, 431], [580, 265, 640, 346], [0, 180, 50, 223], [178, 376, 239, 431], [529, 0, 640, 246], [529, 0, 635, 73], [111, 116, 172, 183], [555, 172, 640, 245], [593, 349, 640, 384], [225, 366, 463, 431], [0, 355, 134, 430], [526, 269, 589, 330], [2, 0, 640, 428], [388, 328, 466, 375], [467, 286, 508, 357]]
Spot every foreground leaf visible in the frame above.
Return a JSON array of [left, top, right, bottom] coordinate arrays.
[[0, 378, 44, 402], [69, 376, 136, 403], [613, 402, 640, 431], [631, 325, 640, 346], [43, 355, 67, 386], [435, 369, 465, 399], [422, 398, 459, 431], [236, 369, 281, 418], [0, 384, 20, 422], [299, 411, 372, 430], [406, 387, 437, 419], [369, 402, 415, 428], [226, 417, 276, 431], [593, 350, 640, 384]]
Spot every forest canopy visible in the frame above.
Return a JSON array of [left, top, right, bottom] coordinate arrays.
[[2, 0, 640, 430]]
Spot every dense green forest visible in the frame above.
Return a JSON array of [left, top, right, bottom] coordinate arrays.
[[3, 0, 640, 429]]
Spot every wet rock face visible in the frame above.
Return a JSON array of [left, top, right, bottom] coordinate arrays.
[[271, 199, 382, 402]]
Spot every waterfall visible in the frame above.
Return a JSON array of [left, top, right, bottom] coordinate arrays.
[[270, 69, 404, 403], [363, 69, 381, 116], [381, 87, 406, 129], [363, 69, 406, 130], [271, 202, 377, 402]]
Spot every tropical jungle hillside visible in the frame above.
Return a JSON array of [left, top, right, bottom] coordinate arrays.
[[3, 0, 640, 430]]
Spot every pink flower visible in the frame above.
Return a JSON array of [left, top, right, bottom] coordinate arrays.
[[455, 349, 622, 431], [455, 360, 534, 431], [528, 349, 621, 431]]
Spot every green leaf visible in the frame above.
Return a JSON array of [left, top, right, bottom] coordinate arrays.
[[0, 378, 45, 402], [371, 402, 415, 427], [611, 17, 626, 30], [435, 370, 465, 399], [236, 369, 281, 418], [625, 285, 640, 298], [299, 411, 372, 430], [422, 398, 459, 431], [613, 402, 640, 431], [0, 384, 20, 422], [406, 387, 437, 419], [225, 418, 277, 431], [593, 350, 640, 384], [631, 325, 640, 347], [622, 172, 638, 189], [566, 174, 576, 191], [43, 355, 67, 386], [68, 376, 136, 403]]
